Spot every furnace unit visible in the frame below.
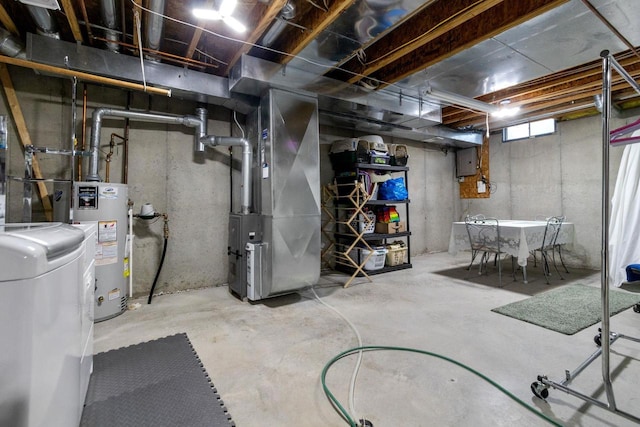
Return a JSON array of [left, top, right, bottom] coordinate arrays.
[[228, 88, 320, 300]]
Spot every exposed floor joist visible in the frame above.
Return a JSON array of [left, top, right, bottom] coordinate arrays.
[[367, 0, 570, 88], [442, 48, 640, 128]]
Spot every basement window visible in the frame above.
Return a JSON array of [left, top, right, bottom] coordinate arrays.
[[503, 118, 556, 142]]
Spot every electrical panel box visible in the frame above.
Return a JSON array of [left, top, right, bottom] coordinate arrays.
[[456, 147, 477, 177]]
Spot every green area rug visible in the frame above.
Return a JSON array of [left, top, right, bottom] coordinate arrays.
[[491, 284, 640, 335]]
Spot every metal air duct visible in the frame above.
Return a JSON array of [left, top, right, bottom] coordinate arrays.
[[144, 0, 165, 61], [26, 34, 238, 110], [0, 28, 26, 58], [230, 54, 483, 147], [261, 0, 296, 47], [99, 0, 120, 53], [26, 5, 60, 39]]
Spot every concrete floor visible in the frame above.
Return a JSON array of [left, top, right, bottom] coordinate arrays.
[[94, 252, 640, 427]]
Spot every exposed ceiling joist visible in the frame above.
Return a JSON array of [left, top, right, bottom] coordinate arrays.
[[224, 0, 288, 74], [0, 0, 638, 137], [59, 0, 84, 43], [369, 0, 570, 88], [325, 0, 506, 83], [0, 3, 18, 36], [184, 0, 215, 59]]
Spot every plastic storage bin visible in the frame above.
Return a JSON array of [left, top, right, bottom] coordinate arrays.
[[349, 247, 388, 270], [350, 210, 376, 234], [385, 242, 408, 266]]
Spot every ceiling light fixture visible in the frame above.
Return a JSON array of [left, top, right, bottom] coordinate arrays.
[[492, 100, 521, 118], [193, 0, 246, 33], [423, 86, 500, 115]]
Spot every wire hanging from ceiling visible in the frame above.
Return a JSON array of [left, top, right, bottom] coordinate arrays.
[[134, 10, 147, 91]]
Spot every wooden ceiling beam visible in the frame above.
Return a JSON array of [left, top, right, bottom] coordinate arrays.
[[445, 79, 640, 128], [59, 0, 84, 43], [369, 0, 569, 88], [475, 50, 640, 104], [184, 0, 215, 59], [0, 3, 18, 36], [443, 64, 640, 123], [325, 0, 506, 83]]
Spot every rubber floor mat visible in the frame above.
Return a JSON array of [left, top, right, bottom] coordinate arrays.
[[81, 333, 234, 426]]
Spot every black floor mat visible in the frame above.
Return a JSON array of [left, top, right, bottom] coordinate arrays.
[[81, 333, 234, 427]]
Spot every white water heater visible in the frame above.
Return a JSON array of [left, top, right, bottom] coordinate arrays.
[[72, 182, 128, 321]]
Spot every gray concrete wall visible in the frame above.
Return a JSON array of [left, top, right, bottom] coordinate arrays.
[[2, 65, 632, 295], [458, 115, 634, 269], [1, 66, 235, 298]]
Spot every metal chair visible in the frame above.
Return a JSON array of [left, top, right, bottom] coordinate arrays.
[[535, 216, 565, 284], [533, 215, 570, 275], [464, 216, 506, 287]]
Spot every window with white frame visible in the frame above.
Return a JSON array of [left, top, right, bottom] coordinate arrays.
[[503, 118, 556, 142]]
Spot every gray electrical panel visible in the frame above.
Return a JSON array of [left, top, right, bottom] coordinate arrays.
[[456, 147, 477, 177]]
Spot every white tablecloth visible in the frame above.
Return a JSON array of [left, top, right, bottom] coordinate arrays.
[[448, 220, 574, 267]]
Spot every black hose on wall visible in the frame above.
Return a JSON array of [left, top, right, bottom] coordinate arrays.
[[147, 237, 168, 304]]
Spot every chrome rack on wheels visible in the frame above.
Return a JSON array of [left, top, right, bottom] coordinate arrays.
[[530, 50, 640, 424]]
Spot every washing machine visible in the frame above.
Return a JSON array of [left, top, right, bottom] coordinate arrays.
[[0, 222, 96, 427]]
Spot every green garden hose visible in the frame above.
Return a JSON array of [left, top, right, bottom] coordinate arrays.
[[321, 345, 563, 427]]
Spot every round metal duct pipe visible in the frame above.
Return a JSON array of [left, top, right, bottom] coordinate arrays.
[[99, 0, 120, 52], [26, 5, 60, 39], [144, 0, 165, 61], [0, 28, 25, 58]]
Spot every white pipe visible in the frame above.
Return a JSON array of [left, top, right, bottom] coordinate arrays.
[[200, 135, 252, 214]]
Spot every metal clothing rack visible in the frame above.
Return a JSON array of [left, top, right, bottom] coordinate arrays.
[[530, 50, 640, 424]]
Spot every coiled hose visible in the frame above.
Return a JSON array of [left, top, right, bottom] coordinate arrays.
[[322, 345, 563, 427]]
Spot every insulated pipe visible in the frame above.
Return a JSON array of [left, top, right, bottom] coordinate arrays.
[[87, 107, 207, 181], [200, 135, 252, 214]]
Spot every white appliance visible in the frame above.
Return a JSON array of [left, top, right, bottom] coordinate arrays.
[[0, 222, 96, 427], [72, 182, 128, 321]]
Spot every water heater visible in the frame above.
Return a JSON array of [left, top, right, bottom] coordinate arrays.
[[72, 182, 128, 321]]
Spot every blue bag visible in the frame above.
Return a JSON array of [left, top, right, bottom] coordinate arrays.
[[378, 177, 408, 200]]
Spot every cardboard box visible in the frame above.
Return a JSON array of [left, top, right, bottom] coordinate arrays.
[[375, 221, 406, 234]]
